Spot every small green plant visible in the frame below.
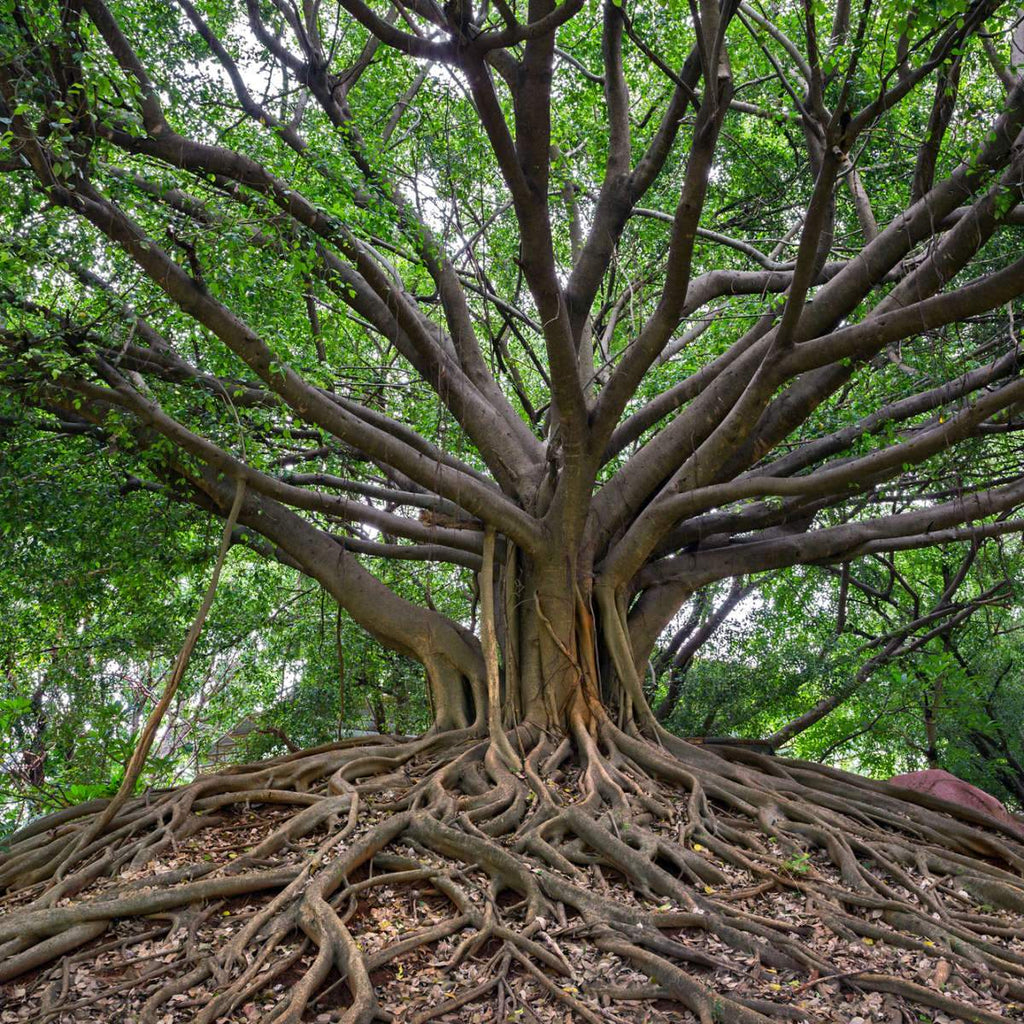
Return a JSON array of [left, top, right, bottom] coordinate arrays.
[[782, 850, 812, 875]]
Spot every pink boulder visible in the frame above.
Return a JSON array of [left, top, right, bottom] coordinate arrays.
[[887, 769, 1024, 836]]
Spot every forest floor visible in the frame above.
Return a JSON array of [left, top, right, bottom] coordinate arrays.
[[1, 779, 1020, 1024]]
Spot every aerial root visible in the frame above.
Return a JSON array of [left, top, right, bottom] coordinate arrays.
[[2, 728, 1024, 1024]]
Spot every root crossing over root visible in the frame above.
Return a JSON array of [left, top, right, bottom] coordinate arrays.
[[3, 724, 1024, 1024]]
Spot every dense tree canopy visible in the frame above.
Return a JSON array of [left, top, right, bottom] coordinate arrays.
[[3, 1, 1024, 1022], [3, 0, 1024, 739]]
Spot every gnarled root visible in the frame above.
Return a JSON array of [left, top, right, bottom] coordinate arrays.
[[2, 724, 1024, 1024]]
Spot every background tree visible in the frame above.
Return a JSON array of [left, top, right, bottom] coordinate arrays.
[[4, 1, 1024, 1022], [654, 537, 1024, 800], [0, 419, 437, 832]]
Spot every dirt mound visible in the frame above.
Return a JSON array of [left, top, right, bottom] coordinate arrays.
[[2, 730, 1023, 1024]]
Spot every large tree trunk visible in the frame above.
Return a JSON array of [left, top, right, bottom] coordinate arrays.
[[501, 548, 606, 733]]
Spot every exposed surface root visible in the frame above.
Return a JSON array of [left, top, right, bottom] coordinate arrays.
[[3, 725, 1024, 1023]]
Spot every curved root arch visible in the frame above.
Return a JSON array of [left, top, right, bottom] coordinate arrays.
[[2, 727, 1024, 1024]]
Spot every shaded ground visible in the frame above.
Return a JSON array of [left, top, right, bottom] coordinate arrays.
[[2, 731, 1024, 1023]]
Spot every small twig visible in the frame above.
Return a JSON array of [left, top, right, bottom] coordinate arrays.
[[789, 966, 873, 996]]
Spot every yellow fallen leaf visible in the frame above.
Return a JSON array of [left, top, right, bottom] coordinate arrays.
[[862, 938, 874, 945]]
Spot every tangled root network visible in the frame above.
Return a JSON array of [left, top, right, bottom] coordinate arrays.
[[3, 725, 1024, 1024]]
